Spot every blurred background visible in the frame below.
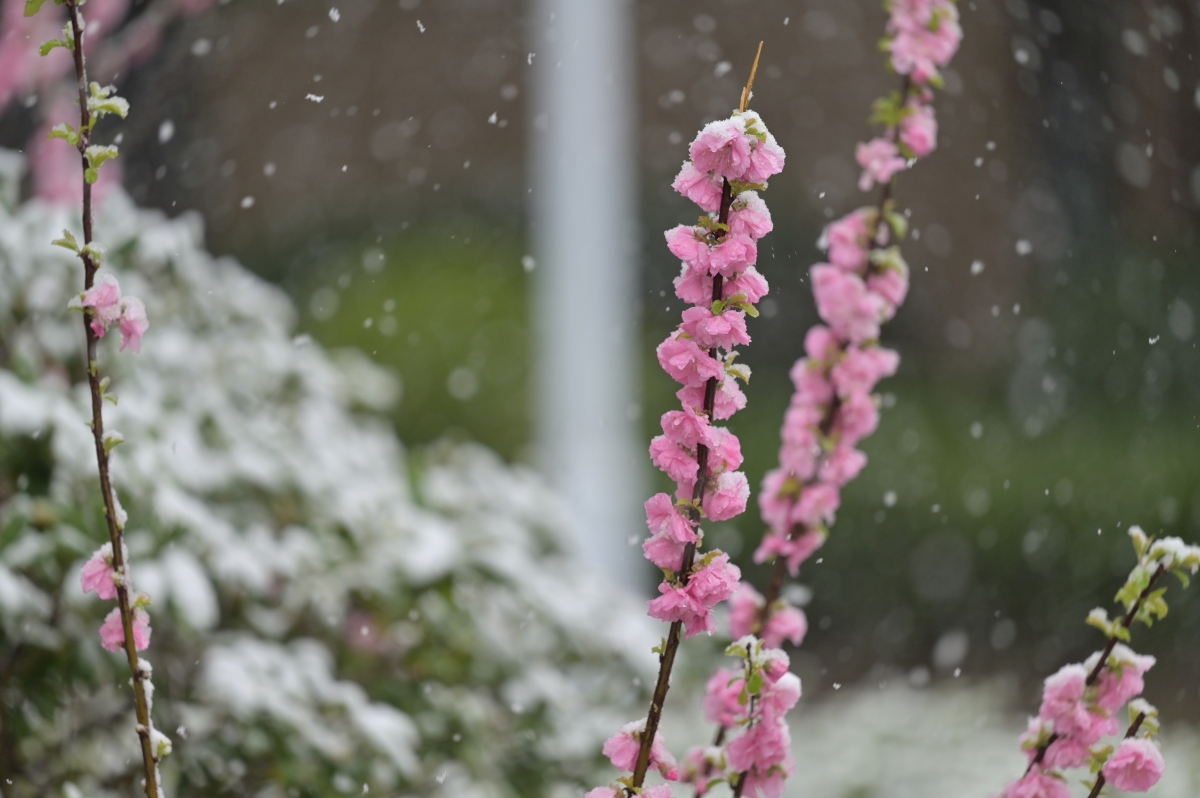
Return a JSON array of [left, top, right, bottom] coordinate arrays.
[[3, 0, 1200, 792]]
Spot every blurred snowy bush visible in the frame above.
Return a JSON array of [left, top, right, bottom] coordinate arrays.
[[0, 150, 654, 798]]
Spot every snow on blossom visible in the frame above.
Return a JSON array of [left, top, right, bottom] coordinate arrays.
[[1101, 738, 1165, 792], [99, 605, 151, 652]]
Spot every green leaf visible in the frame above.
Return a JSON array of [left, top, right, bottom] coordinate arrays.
[[81, 242, 105, 265], [86, 144, 119, 168], [52, 229, 79, 252], [38, 38, 70, 56], [885, 210, 908, 240], [725, 362, 751, 384], [88, 82, 130, 119], [737, 686, 749, 706], [746, 671, 764, 696], [24, 0, 48, 17], [1114, 566, 1150, 611], [84, 167, 99, 185], [728, 179, 767, 195], [724, 642, 749, 659], [47, 123, 79, 147], [102, 431, 124, 454], [1173, 568, 1190, 589]]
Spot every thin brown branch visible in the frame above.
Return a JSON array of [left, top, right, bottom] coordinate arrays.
[[64, 2, 160, 796]]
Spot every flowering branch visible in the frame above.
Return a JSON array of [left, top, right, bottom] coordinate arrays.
[[27, 0, 164, 794], [681, 4, 962, 796], [999, 528, 1199, 798], [588, 44, 787, 798]]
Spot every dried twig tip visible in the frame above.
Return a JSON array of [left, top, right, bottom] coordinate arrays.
[[739, 41, 764, 113]]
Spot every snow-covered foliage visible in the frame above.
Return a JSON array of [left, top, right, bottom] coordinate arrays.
[[0, 150, 654, 797]]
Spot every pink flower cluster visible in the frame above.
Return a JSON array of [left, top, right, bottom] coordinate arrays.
[[752, 233, 903, 580], [995, 526, 1200, 797], [590, 108, 784, 798], [685, 638, 801, 798], [1003, 646, 1163, 796], [80, 542, 152, 652], [885, 0, 962, 86], [76, 273, 149, 352], [683, 12, 962, 797]]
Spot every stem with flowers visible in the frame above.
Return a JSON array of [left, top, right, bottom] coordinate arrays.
[[997, 528, 1199, 798], [586, 44, 788, 798], [680, 3, 963, 796], [26, 0, 164, 794]]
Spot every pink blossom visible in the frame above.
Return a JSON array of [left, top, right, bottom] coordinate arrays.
[[688, 552, 741, 607], [584, 789, 620, 798], [649, 436, 699, 485], [811, 265, 886, 344], [681, 305, 750, 351], [803, 325, 842, 365], [673, 160, 724, 212], [744, 134, 787, 184], [728, 191, 773, 240], [776, 439, 818, 485], [740, 765, 790, 798], [817, 445, 868, 487], [729, 584, 765, 639], [1003, 769, 1070, 798], [680, 747, 712, 795], [1101, 738, 1165, 792], [780, 402, 823, 445], [724, 266, 770, 304], [754, 529, 826, 576], [689, 117, 753, 181], [648, 581, 713, 637], [820, 209, 873, 272], [726, 719, 791, 775], [674, 265, 713, 305], [80, 543, 119, 600], [1093, 649, 1156, 713], [900, 102, 938, 157], [1042, 735, 1091, 770], [831, 346, 900, 398], [678, 376, 746, 421], [764, 604, 808, 649], [791, 484, 840, 528], [644, 533, 687, 571], [708, 234, 758, 278], [117, 296, 149, 353], [602, 719, 678, 780], [660, 404, 715, 449], [703, 470, 749, 521], [708, 427, 744, 473], [856, 138, 907, 192], [642, 786, 673, 798], [789, 361, 833, 408], [867, 264, 910, 312], [1038, 664, 1117, 745], [99, 606, 151, 652], [657, 334, 725, 387], [645, 493, 696, 544], [702, 667, 746, 726], [665, 225, 708, 271], [80, 274, 123, 337], [757, 469, 795, 533], [888, 0, 962, 84], [760, 671, 802, 720], [833, 391, 879, 446], [739, 111, 786, 182]]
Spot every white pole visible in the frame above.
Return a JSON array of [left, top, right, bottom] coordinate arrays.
[[530, 0, 642, 586]]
